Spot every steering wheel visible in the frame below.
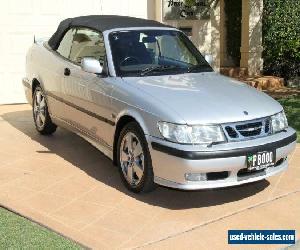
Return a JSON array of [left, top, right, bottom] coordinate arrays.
[[120, 56, 141, 66]]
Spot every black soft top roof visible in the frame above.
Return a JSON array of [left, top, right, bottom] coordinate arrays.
[[48, 15, 171, 50]]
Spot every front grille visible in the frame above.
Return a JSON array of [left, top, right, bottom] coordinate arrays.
[[225, 126, 238, 138], [265, 119, 271, 133], [223, 117, 271, 141], [236, 121, 262, 137]]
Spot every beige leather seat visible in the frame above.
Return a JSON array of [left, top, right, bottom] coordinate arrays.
[[69, 33, 104, 63]]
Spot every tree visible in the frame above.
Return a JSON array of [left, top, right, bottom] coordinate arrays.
[[263, 0, 300, 81]]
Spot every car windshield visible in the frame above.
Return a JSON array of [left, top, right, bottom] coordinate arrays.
[[109, 30, 213, 77]]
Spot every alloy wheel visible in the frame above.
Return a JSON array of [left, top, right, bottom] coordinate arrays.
[[33, 90, 46, 129], [120, 132, 144, 186]]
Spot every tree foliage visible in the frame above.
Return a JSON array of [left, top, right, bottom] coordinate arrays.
[[263, 0, 300, 80]]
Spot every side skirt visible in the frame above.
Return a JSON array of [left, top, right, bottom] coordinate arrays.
[[51, 115, 113, 160]]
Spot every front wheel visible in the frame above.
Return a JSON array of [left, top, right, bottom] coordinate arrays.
[[117, 122, 156, 193], [33, 86, 57, 135]]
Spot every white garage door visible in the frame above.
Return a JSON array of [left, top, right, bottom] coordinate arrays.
[[0, 0, 148, 104]]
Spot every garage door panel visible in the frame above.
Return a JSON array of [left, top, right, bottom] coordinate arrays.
[[9, 33, 33, 55], [0, 73, 25, 104], [8, 0, 34, 15], [65, 0, 102, 16], [0, 0, 148, 104], [39, 0, 62, 15]]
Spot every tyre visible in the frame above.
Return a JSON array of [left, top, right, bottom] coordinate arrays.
[[33, 86, 57, 135], [117, 122, 156, 193]]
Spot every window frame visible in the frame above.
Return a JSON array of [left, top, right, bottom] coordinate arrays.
[[52, 26, 110, 75]]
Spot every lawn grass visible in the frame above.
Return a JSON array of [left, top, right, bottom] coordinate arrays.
[[0, 207, 82, 249], [277, 96, 300, 142]]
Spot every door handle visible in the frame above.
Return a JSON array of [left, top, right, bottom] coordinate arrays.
[[64, 68, 71, 76]]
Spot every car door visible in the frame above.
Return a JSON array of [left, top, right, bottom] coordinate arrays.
[[45, 28, 75, 119], [61, 27, 115, 148]]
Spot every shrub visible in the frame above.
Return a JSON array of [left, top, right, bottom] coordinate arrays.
[[263, 0, 300, 81]]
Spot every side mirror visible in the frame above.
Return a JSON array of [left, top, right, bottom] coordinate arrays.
[[204, 54, 213, 66], [81, 57, 103, 74]]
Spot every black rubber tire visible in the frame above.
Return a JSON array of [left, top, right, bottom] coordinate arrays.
[[33, 86, 57, 135], [117, 122, 157, 193]]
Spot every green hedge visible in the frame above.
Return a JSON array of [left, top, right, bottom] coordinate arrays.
[[263, 0, 300, 81]]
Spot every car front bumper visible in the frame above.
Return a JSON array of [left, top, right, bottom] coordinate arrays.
[[148, 127, 297, 190]]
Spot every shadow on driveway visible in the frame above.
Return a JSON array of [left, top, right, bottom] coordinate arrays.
[[2, 109, 269, 210]]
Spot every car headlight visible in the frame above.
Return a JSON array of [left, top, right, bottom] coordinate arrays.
[[157, 122, 226, 144], [271, 111, 288, 133]]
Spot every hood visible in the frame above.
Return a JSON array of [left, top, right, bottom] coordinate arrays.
[[122, 72, 283, 124]]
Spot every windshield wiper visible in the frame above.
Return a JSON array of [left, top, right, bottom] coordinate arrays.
[[140, 65, 179, 76], [187, 64, 212, 73]]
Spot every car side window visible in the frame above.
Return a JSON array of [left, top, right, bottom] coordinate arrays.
[[69, 28, 106, 65], [56, 28, 75, 58]]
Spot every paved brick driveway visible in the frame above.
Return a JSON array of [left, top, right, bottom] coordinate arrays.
[[0, 104, 299, 249]]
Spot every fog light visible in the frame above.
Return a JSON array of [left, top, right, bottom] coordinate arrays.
[[185, 173, 207, 181]]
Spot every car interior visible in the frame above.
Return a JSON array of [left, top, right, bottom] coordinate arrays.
[[69, 31, 106, 65]]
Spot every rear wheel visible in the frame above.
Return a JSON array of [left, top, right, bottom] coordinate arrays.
[[33, 86, 57, 135], [117, 122, 156, 193]]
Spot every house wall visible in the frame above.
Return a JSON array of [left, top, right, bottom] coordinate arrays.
[[155, 0, 263, 76], [0, 0, 148, 104], [154, 0, 221, 71], [241, 0, 263, 75]]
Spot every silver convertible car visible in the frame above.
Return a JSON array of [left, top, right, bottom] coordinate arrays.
[[23, 15, 297, 193]]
